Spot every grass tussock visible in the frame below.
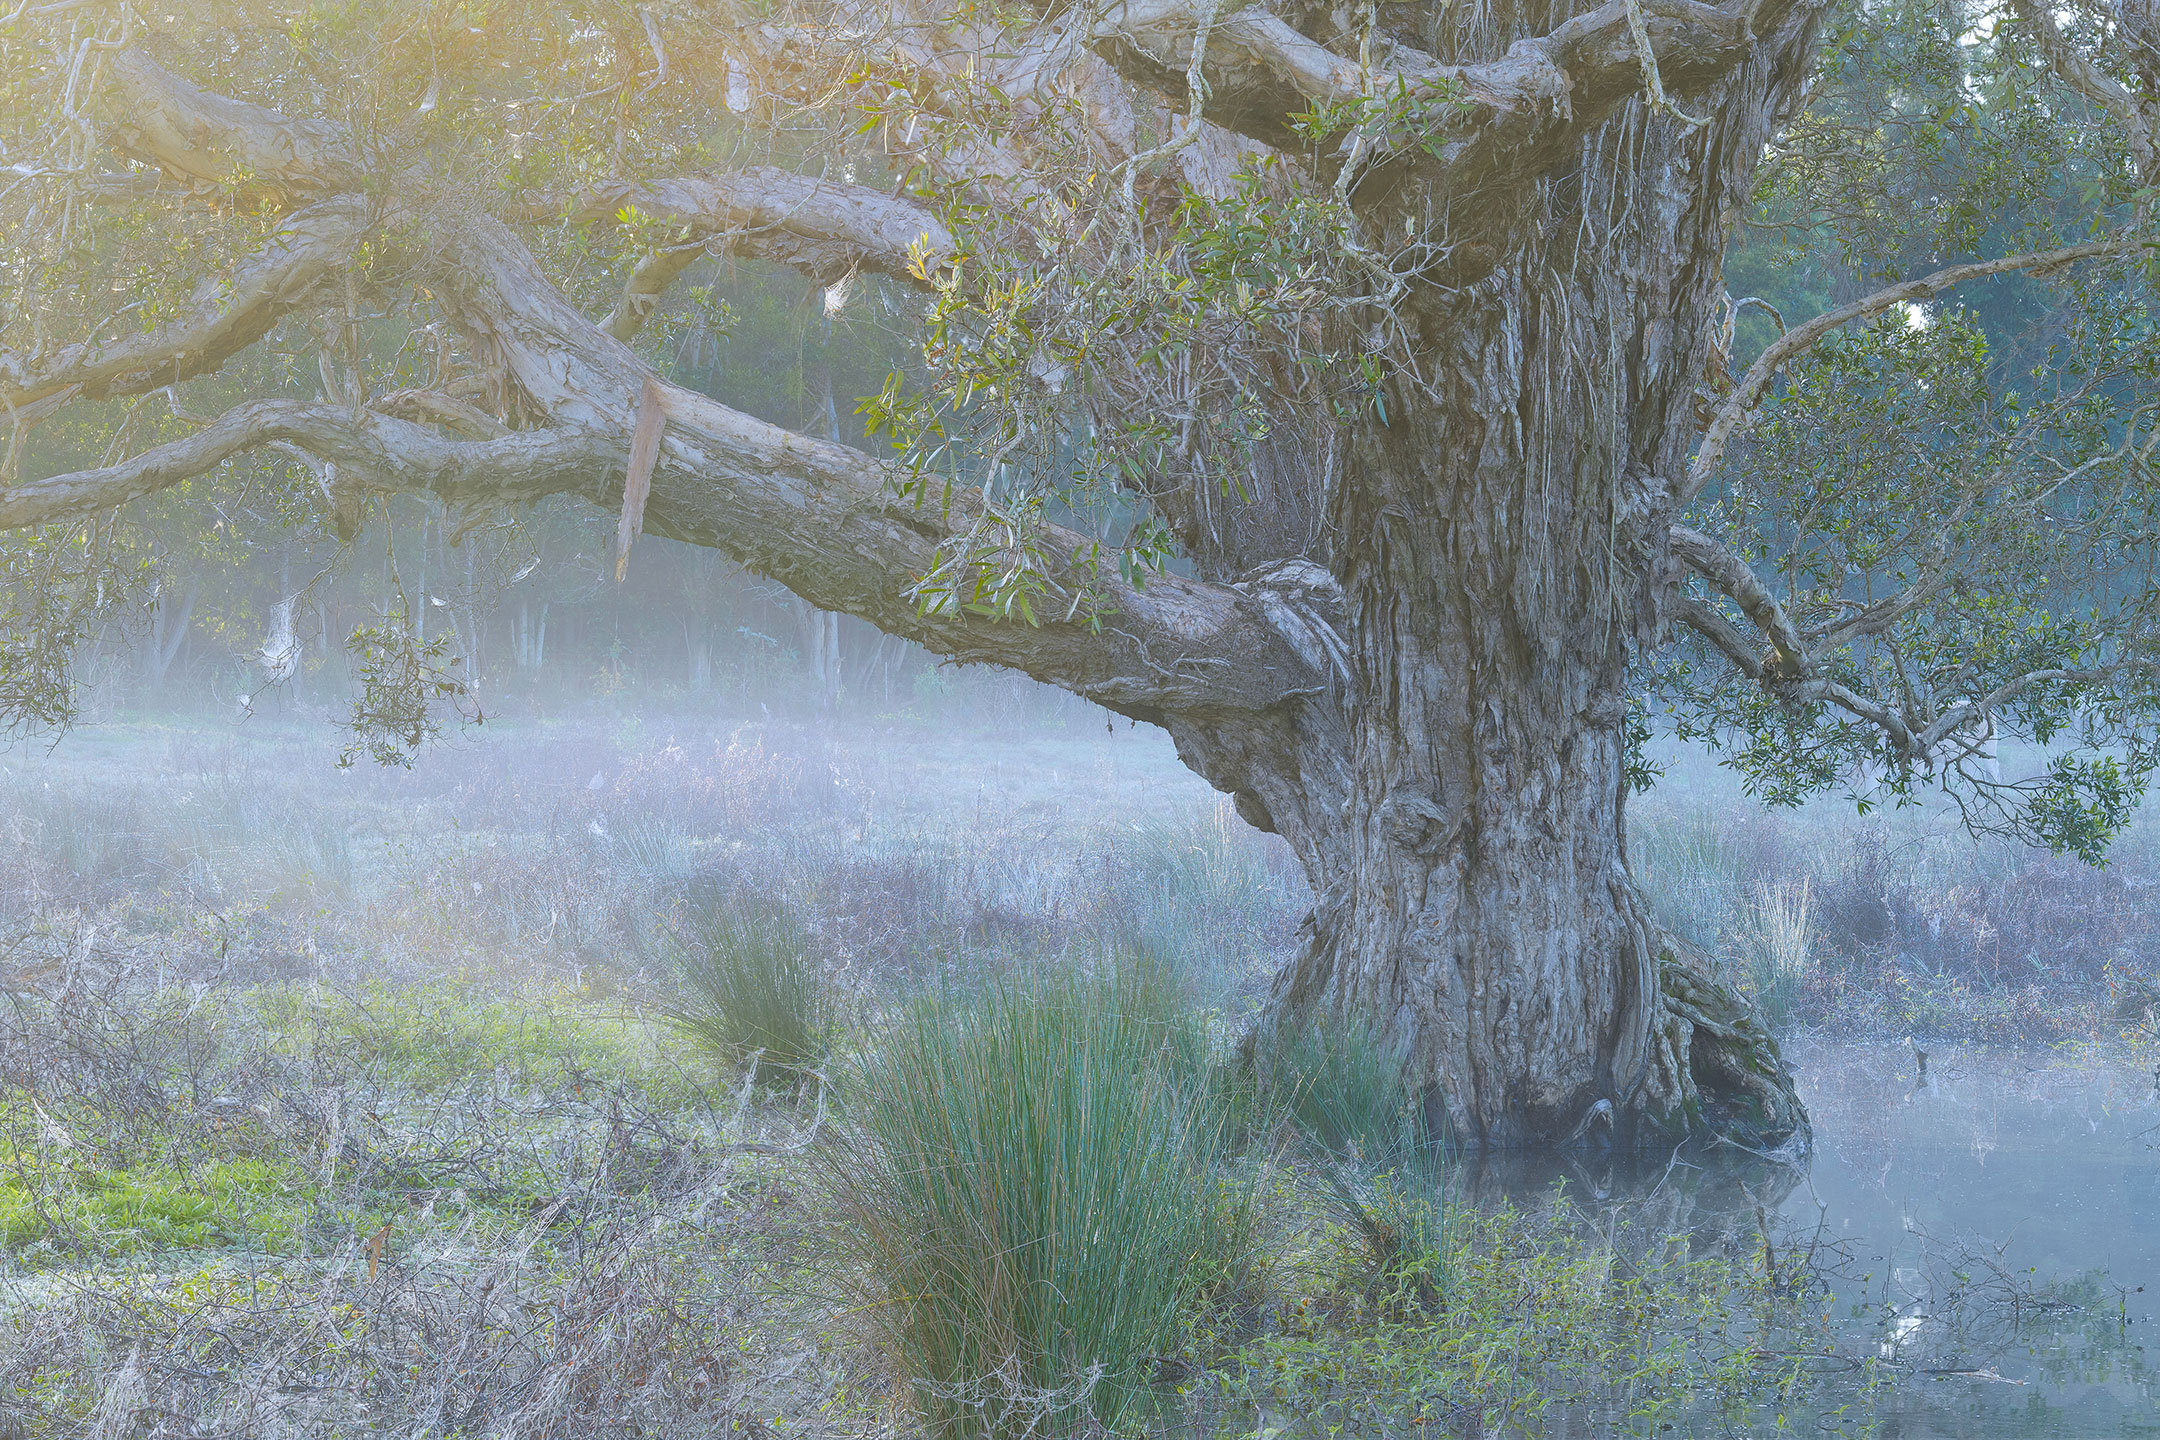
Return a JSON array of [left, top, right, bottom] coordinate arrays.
[[658, 892, 831, 1084], [823, 971, 1236, 1439], [1262, 1017, 1451, 1314]]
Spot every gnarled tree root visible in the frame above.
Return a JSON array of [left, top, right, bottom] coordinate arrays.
[[1636, 953, 1809, 1154]]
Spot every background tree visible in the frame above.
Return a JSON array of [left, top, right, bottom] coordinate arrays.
[[1, 0, 2150, 1146]]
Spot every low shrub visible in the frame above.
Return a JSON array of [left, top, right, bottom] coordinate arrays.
[[1225, 1202, 1766, 1435], [824, 972, 1238, 1439], [248, 979, 677, 1096]]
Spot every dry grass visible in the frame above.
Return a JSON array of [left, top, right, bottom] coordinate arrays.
[[0, 716, 2148, 1437], [1630, 761, 2160, 1044]]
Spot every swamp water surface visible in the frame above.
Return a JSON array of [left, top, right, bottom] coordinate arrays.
[[1783, 1040, 2158, 1435], [1486, 1042, 2160, 1436]]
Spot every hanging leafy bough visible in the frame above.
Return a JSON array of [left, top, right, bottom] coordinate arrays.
[[337, 614, 477, 771], [0, 521, 144, 738]]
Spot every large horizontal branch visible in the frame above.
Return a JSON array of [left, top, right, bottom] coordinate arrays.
[[65, 49, 1325, 725], [8, 392, 1319, 723], [523, 167, 956, 340], [1684, 236, 2141, 506], [102, 48, 365, 196], [427, 217, 1321, 719], [1093, 0, 1758, 164], [10, 220, 1321, 724], [0, 197, 367, 411]]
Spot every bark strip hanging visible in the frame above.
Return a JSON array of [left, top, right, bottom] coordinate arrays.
[[616, 375, 667, 581]]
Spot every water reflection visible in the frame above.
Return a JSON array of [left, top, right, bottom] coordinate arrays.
[[1450, 1139, 1804, 1267], [1454, 1043, 2160, 1436], [1774, 1040, 2159, 1436]]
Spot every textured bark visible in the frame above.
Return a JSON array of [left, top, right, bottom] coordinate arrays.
[[1191, 0, 1827, 1150]]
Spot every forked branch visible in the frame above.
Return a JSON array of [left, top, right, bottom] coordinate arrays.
[[1684, 237, 2141, 506], [0, 197, 369, 411], [1669, 525, 1806, 675], [1094, 0, 1762, 168]]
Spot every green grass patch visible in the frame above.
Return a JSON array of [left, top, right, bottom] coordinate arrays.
[[0, 1157, 313, 1258], [824, 970, 1244, 1440], [245, 978, 694, 1099]]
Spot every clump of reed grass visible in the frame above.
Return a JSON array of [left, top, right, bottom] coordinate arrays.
[[658, 893, 829, 1083], [1262, 1016, 1451, 1313], [1743, 878, 1814, 1028], [1265, 1015, 1436, 1168], [823, 971, 1237, 1440]]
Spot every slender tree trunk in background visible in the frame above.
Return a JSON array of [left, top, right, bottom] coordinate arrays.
[[144, 581, 196, 686], [279, 546, 302, 709], [460, 543, 481, 702], [821, 609, 840, 713], [792, 596, 841, 715]]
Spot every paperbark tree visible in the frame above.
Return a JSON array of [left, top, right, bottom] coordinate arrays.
[[1, 0, 2151, 1146]]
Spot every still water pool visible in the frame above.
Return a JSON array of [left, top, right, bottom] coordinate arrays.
[[1469, 1042, 2160, 1436], [1779, 1040, 2158, 1436]]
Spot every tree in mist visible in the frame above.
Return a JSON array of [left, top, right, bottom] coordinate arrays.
[[2, 0, 2155, 1146]]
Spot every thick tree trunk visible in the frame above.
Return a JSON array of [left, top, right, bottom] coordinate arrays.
[[1309, 302, 1686, 1147], [1318, 657, 1657, 1151], [1206, 577, 1805, 1149], [1185, 66, 1820, 1149]]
